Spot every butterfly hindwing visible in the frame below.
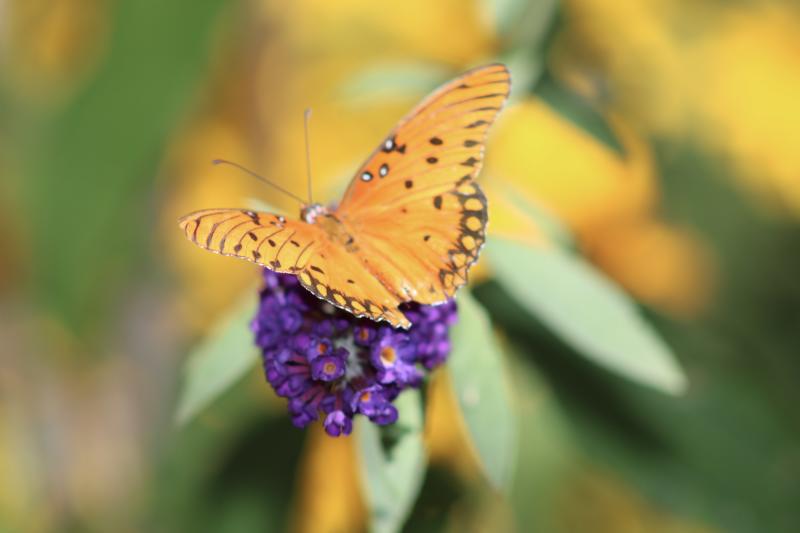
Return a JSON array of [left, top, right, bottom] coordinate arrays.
[[348, 178, 488, 304], [296, 241, 412, 328]]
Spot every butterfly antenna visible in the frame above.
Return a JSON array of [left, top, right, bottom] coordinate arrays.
[[303, 108, 314, 204], [212, 159, 306, 205]]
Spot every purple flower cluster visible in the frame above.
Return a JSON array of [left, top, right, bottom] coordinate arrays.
[[251, 270, 457, 437]]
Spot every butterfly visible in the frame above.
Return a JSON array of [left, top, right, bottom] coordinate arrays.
[[179, 64, 510, 329]]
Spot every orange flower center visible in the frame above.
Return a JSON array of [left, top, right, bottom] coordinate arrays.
[[323, 361, 337, 374], [380, 346, 397, 365]]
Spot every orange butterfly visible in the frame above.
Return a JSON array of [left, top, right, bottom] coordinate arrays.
[[179, 64, 510, 328]]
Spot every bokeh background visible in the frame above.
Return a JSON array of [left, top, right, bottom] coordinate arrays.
[[2, 0, 800, 531]]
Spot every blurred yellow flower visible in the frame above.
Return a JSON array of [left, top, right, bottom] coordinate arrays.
[[290, 424, 365, 533], [556, 0, 687, 134], [486, 101, 656, 231], [3, 0, 109, 103], [484, 99, 711, 315], [558, 0, 800, 216], [688, 5, 800, 214]]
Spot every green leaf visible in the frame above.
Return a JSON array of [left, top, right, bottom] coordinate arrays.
[[357, 389, 426, 533], [482, 0, 559, 49], [500, 49, 546, 102], [449, 290, 517, 490], [338, 62, 451, 105], [486, 238, 688, 394], [507, 357, 578, 532], [487, 0, 561, 93], [175, 292, 260, 425], [20, 0, 232, 338], [535, 71, 626, 155]]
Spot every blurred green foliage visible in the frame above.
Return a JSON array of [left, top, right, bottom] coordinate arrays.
[[16, 0, 231, 338]]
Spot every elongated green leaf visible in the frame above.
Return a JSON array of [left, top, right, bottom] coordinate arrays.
[[449, 290, 517, 490], [508, 357, 578, 532], [482, 0, 559, 48], [175, 292, 259, 425], [487, 238, 687, 394], [357, 390, 426, 533], [535, 71, 625, 155], [22, 0, 231, 338], [339, 62, 451, 105], [486, 0, 560, 93]]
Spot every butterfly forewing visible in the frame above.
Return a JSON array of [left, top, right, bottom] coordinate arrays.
[[178, 209, 322, 272], [336, 64, 508, 304], [338, 63, 509, 213]]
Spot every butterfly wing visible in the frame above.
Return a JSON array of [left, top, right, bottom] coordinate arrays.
[[178, 209, 324, 273], [178, 208, 412, 327], [336, 63, 509, 304], [343, 179, 488, 305], [295, 239, 412, 328]]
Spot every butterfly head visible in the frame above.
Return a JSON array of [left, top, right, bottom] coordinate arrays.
[[300, 203, 330, 224]]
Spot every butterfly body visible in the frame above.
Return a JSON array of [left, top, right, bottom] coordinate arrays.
[[180, 64, 510, 328], [299, 203, 330, 224]]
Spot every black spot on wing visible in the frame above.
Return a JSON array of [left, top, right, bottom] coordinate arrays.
[[466, 120, 488, 129]]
